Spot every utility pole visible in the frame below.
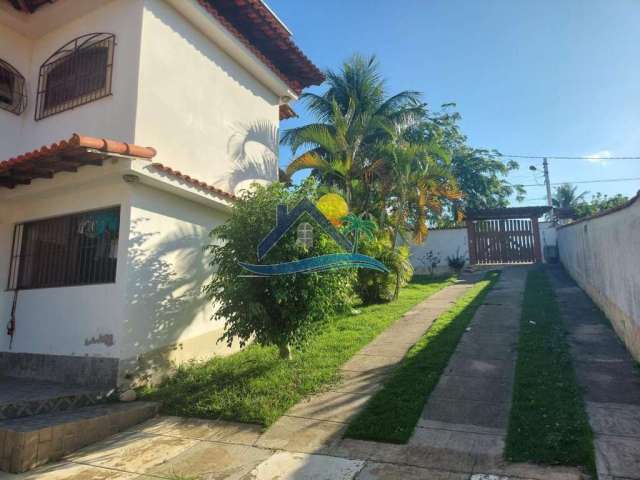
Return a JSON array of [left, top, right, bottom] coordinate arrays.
[[543, 157, 553, 219]]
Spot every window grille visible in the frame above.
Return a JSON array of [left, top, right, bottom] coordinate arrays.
[[7, 207, 121, 290], [0, 58, 27, 115], [35, 33, 115, 121]]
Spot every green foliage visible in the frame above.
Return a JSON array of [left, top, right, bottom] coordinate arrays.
[[203, 180, 354, 358], [506, 267, 595, 476], [355, 236, 414, 304], [552, 183, 589, 209], [574, 192, 629, 219], [142, 276, 453, 426], [346, 271, 500, 442]]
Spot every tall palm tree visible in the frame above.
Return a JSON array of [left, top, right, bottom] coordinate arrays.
[[553, 183, 588, 208], [281, 54, 424, 206]]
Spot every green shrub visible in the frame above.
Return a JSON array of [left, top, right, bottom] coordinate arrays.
[[204, 181, 354, 359], [355, 236, 414, 304]]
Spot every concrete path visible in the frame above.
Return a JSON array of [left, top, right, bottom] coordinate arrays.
[[547, 265, 640, 480], [0, 270, 584, 479]]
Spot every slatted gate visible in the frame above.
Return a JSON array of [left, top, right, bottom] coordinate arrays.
[[469, 218, 537, 264]]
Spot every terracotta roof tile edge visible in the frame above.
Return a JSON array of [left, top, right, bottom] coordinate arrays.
[[196, 0, 322, 93], [151, 162, 237, 201], [0, 134, 157, 172]]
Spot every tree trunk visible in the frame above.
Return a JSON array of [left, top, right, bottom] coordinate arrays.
[[393, 270, 401, 300], [278, 342, 292, 360]]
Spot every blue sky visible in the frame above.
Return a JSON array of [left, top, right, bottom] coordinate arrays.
[[269, 0, 640, 205]]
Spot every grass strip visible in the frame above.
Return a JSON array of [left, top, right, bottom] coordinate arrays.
[[142, 275, 453, 426], [505, 267, 596, 476], [345, 270, 500, 443]]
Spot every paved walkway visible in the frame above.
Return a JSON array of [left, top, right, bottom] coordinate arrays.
[[0, 270, 583, 479], [548, 265, 640, 480]]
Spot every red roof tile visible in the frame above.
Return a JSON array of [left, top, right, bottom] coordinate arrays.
[[151, 162, 237, 201], [0, 134, 156, 189], [279, 104, 297, 120]]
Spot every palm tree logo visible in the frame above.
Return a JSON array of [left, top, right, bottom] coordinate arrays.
[[341, 214, 378, 253]]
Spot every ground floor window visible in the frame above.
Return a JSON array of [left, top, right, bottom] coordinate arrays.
[[7, 207, 120, 290]]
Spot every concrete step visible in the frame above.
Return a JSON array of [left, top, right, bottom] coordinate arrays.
[[0, 401, 160, 473], [0, 377, 108, 421]]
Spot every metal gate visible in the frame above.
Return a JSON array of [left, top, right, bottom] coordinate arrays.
[[469, 218, 537, 264]]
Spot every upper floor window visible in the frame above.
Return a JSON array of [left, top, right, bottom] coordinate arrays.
[[0, 59, 27, 115], [35, 33, 115, 121]]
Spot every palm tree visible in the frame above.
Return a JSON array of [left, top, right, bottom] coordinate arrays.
[[341, 213, 377, 253], [282, 54, 424, 206], [553, 183, 588, 208]]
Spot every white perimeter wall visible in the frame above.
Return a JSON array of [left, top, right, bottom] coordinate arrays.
[[410, 228, 469, 274], [119, 183, 236, 384], [0, 0, 144, 159], [558, 195, 640, 361], [134, 0, 280, 195], [0, 162, 132, 358]]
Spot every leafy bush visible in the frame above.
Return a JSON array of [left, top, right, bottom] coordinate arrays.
[[447, 248, 467, 273], [204, 181, 354, 359], [355, 236, 414, 304]]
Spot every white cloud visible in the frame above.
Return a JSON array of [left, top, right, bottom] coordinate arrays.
[[585, 150, 612, 165]]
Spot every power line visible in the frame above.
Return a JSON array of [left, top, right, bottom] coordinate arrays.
[[513, 176, 640, 187], [501, 154, 640, 160]]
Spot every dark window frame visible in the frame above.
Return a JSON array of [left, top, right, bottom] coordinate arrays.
[[0, 58, 27, 115], [35, 33, 115, 121], [7, 206, 121, 291]]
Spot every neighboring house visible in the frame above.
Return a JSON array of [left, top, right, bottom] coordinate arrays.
[[0, 0, 323, 388]]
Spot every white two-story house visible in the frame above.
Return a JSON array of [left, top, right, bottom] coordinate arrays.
[[0, 0, 323, 389]]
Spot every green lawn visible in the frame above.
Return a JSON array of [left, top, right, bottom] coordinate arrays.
[[142, 275, 453, 427], [345, 270, 500, 443], [505, 267, 596, 476]]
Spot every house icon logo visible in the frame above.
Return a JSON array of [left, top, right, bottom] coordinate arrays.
[[239, 198, 390, 276]]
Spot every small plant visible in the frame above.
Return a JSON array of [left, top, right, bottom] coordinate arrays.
[[419, 250, 441, 275], [355, 236, 413, 304], [447, 248, 467, 274]]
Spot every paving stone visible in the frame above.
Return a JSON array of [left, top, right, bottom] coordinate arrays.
[[132, 416, 262, 446], [454, 340, 516, 361], [444, 354, 515, 380], [255, 416, 346, 454], [146, 440, 272, 479], [249, 451, 365, 479], [405, 427, 476, 472], [330, 370, 389, 395], [341, 355, 398, 373], [15, 461, 154, 479], [594, 435, 640, 479], [586, 402, 640, 437], [358, 341, 414, 358], [358, 461, 468, 479], [429, 374, 512, 404], [64, 430, 197, 473], [286, 391, 372, 423]]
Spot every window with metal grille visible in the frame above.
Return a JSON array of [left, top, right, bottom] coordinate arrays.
[[0, 58, 27, 115], [35, 33, 115, 121], [7, 207, 121, 290]]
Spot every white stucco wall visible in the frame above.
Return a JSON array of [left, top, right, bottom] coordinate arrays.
[[410, 228, 469, 274], [0, 162, 132, 358], [119, 182, 236, 384], [0, 0, 144, 160], [557, 195, 640, 361], [134, 0, 280, 195]]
